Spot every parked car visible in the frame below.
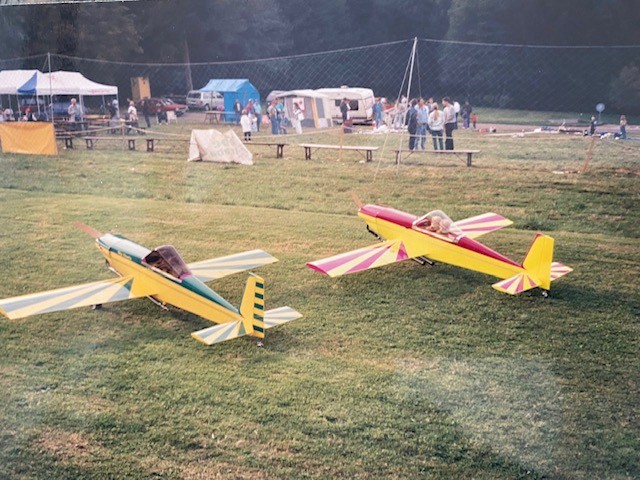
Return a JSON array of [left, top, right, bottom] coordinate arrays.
[[186, 90, 224, 111], [136, 97, 188, 117]]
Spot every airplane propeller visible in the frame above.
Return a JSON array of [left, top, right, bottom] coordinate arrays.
[[74, 222, 103, 239]]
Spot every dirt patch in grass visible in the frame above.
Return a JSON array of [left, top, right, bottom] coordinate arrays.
[[36, 428, 100, 467]]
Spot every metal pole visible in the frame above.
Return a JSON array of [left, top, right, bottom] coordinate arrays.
[[47, 52, 54, 122], [406, 37, 418, 106]]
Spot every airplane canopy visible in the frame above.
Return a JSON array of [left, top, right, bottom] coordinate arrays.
[[413, 210, 463, 238], [143, 245, 192, 280]]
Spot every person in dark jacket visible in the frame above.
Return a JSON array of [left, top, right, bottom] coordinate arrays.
[[406, 98, 418, 150]]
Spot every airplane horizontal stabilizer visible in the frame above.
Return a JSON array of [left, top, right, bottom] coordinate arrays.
[[264, 306, 303, 329], [188, 249, 278, 282], [191, 321, 249, 346], [191, 307, 301, 346], [307, 239, 412, 277], [551, 262, 573, 281], [492, 273, 540, 295], [453, 212, 513, 239]]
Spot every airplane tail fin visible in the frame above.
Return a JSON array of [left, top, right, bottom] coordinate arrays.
[[191, 274, 301, 346], [240, 273, 265, 339], [522, 233, 554, 290], [493, 233, 571, 295]]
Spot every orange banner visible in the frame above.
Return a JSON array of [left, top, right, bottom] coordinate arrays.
[[0, 122, 58, 156]]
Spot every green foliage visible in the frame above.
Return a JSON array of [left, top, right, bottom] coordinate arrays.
[[609, 63, 640, 114], [0, 120, 638, 478]]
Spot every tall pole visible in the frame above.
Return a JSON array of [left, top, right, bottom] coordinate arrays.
[[397, 37, 418, 172], [47, 52, 54, 123], [406, 37, 418, 106]]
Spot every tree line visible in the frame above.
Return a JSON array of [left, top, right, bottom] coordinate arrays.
[[0, 0, 638, 112]]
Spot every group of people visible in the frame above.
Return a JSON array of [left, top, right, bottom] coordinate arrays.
[[405, 96, 471, 151], [234, 98, 263, 132]]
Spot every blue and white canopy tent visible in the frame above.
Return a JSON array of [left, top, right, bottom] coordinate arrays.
[[16, 70, 118, 119]]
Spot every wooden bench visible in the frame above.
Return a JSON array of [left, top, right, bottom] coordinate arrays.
[[300, 143, 379, 162], [243, 141, 288, 159], [394, 149, 481, 167], [144, 138, 189, 152]]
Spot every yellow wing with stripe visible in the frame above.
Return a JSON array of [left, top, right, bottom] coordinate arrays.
[[0, 276, 156, 320], [187, 249, 278, 282], [453, 212, 513, 239], [307, 239, 419, 277]]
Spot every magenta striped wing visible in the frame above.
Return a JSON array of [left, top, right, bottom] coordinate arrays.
[[307, 240, 412, 278], [453, 212, 513, 239]]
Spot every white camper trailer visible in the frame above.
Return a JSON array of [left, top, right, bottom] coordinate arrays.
[[315, 86, 375, 124]]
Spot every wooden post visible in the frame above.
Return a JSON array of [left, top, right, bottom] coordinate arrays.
[[338, 123, 344, 162], [581, 135, 597, 173]]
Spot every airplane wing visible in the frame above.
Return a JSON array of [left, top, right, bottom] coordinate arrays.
[[307, 239, 421, 277], [0, 276, 156, 320], [453, 212, 513, 239], [187, 249, 278, 282]]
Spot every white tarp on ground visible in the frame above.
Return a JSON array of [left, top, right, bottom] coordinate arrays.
[[188, 129, 253, 165], [17, 70, 118, 96], [0, 70, 42, 95]]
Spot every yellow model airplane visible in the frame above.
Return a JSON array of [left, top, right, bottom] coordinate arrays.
[[308, 200, 572, 295], [0, 224, 301, 346]]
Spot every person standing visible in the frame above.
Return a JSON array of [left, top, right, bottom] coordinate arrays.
[[292, 102, 304, 134], [126, 100, 138, 133], [393, 96, 407, 129], [442, 97, 456, 150], [141, 98, 152, 128], [68, 98, 80, 131], [462, 101, 472, 129], [240, 110, 252, 141], [406, 98, 418, 151], [428, 102, 444, 150], [275, 98, 287, 134], [253, 100, 262, 132], [340, 97, 349, 123], [453, 99, 460, 129], [267, 101, 278, 135], [372, 98, 383, 128], [589, 116, 597, 136], [234, 99, 242, 124], [416, 98, 429, 150]]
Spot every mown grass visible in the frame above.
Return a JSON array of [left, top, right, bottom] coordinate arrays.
[[0, 122, 638, 479]]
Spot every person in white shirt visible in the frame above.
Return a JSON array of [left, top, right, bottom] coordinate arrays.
[[442, 97, 456, 150], [453, 100, 461, 129], [292, 102, 304, 134], [428, 103, 444, 150], [240, 110, 252, 141], [127, 101, 138, 122]]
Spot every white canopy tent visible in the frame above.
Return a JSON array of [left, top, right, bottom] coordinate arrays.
[[0, 70, 42, 95], [15, 70, 118, 119], [0, 70, 42, 116], [18, 70, 117, 96]]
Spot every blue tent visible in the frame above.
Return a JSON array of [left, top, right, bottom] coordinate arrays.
[[199, 79, 260, 117]]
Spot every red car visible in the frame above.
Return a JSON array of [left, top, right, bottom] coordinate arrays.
[[136, 97, 187, 117]]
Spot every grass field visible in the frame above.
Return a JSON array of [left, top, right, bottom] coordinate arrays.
[[0, 121, 639, 479]]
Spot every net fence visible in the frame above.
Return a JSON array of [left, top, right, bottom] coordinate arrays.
[[1, 38, 639, 115]]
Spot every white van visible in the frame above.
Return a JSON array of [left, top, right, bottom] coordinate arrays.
[[315, 86, 375, 124], [186, 90, 224, 111]]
